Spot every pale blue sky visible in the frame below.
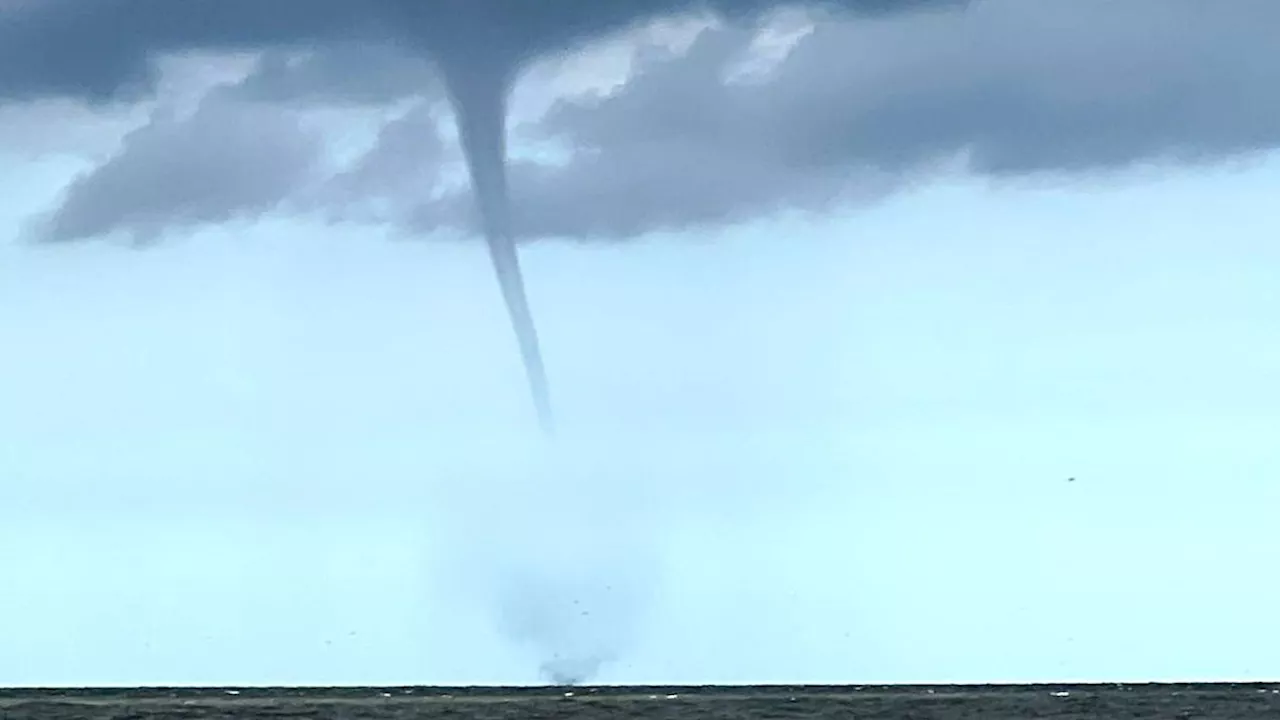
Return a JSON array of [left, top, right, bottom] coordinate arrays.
[[2, 0, 1279, 688], [3, 150, 1277, 686]]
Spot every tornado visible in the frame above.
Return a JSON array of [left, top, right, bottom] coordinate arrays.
[[435, 52, 555, 435]]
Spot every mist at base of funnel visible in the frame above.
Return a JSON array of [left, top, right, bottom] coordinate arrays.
[[420, 422, 843, 684], [493, 550, 646, 685], [424, 435, 669, 684], [541, 657, 604, 686]]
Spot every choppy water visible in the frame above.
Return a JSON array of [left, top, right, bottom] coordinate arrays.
[[2, 683, 1278, 719]]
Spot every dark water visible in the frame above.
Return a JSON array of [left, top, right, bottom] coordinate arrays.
[[2, 684, 1279, 719]]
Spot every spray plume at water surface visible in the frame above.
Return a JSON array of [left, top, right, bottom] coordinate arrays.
[[429, 437, 673, 684]]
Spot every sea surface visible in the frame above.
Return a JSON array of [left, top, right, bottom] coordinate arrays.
[[3, 683, 1279, 719]]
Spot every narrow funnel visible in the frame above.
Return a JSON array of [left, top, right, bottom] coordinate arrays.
[[438, 58, 555, 434]]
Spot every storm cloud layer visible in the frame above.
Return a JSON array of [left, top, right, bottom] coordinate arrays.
[[0, 0, 959, 102], [4, 0, 1278, 244]]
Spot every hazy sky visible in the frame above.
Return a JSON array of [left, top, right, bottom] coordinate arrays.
[[2, 0, 1279, 686]]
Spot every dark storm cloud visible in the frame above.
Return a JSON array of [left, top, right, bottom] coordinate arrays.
[[7, 0, 1279, 243], [31, 86, 321, 244], [236, 44, 439, 107], [299, 101, 451, 226], [0, 0, 962, 104], [0, 0, 961, 245], [392, 0, 1280, 241], [0, 0, 364, 103], [17, 53, 452, 243], [494, 24, 902, 241]]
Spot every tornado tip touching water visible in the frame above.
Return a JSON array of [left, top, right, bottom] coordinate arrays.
[[438, 56, 555, 436]]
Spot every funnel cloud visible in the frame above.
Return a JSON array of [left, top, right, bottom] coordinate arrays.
[[8, 0, 1280, 429], [0, 0, 965, 433]]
